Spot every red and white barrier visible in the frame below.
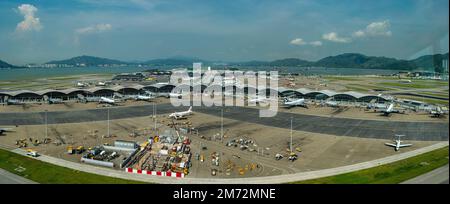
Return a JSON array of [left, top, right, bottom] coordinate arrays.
[[125, 168, 184, 178]]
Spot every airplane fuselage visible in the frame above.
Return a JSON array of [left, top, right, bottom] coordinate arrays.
[[169, 107, 193, 119]]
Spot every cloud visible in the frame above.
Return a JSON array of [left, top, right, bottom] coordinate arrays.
[[76, 23, 112, 34], [322, 32, 351, 43], [290, 38, 307, 45], [290, 38, 322, 47], [353, 20, 392, 38], [352, 30, 365, 38], [309, 41, 322, 46], [16, 4, 42, 32]]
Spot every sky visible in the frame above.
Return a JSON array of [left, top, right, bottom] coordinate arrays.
[[0, 0, 448, 65]]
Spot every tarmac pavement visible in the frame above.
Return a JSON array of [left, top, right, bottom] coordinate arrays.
[[0, 104, 448, 141]]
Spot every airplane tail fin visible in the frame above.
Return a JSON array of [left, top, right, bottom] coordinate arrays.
[[188, 106, 192, 112]]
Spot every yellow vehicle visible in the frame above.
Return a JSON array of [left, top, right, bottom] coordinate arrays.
[[140, 141, 149, 150], [238, 168, 245, 175], [67, 146, 74, 154], [200, 154, 204, 162], [76, 146, 85, 154]]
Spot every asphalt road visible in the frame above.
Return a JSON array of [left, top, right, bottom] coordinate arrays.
[[0, 104, 448, 141], [402, 164, 449, 184], [8, 141, 449, 184], [0, 168, 36, 184]]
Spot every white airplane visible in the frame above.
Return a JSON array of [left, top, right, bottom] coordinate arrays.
[[99, 97, 116, 105], [430, 106, 445, 118], [283, 97, 307, 108], [48, 98, 64, 104], [367, 103, 387, 110], [385, 135, 412, 151], [378, 103, 401, 116], [76, 82, 88, 88], [324, 100, 340, 108], [0, 127, 13, 135], [169, 92, 185, 99], [96, 81, 107, 86], [6, 99, 24, 105], [169, 106, 193, 119], [248, 96, 275, 104], [134, 94, 155, 101]]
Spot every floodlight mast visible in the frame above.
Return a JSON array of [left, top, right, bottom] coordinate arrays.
[[290, 117, 293, 152]]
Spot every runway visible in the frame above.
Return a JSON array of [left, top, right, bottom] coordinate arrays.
[[402, 164, 449, 184], [0, 168, 36, 184], [0, 104, 448, 141]]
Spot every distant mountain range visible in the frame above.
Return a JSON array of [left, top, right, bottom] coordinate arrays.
[[0, 59, 16, 68], [46, 55, 126, 66], [1, 52, 448, 72], [233, 53, 449, 71]]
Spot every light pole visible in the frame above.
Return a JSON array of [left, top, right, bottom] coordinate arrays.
[[154, 102, 157, 133], [221, 108, 224, 142], [107, 107, 110, 137], [45, 110, 48, 139], [290, 116, 293, 152]]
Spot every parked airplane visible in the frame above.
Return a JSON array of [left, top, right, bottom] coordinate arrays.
[[134, 94, 155, 101], [99, 97, 116, 105], [430, 106, 445, 118], [0, 127, 13, 135], [6, 99, 24, 105], [96, 81, 107, 86], [385, 135, 412, 151], [168, 106, 193, 119], [248, 96, 275, 104], [283, 97, 307, 108], [48, 98, 64, 104], [324, 100, 340, 108], [169, 92, 184, 99], [377, 103, 402, 116], [76, 82, 89, 88]]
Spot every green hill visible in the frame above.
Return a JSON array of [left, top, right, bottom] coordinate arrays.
[[46, 55, 126, 66], [0, 59, 15, 68]]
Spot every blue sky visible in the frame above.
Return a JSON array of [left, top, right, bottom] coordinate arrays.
[[0, 0, 448, 64]]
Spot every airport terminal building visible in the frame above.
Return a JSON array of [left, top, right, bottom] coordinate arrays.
[[0, 83, 390, 105]]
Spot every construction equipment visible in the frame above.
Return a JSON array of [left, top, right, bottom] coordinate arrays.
[[43, 138, 51, 144], [211, 168, 217, 176], [67, 145, 74, 154], [238, 167, 245, 176], [288, 152, 298, 162], [275, 153, 284, 160], [75, 146, 85, 154], [200, 154, 204, 162], [15, 139, 27, 148], [32, 139, 41, 146]]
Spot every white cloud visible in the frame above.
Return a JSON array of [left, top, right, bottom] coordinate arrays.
[[322, 32, 351, 43], [309, 41, 322, 46], [352, 30, 365, 38], [290, 38, 322, 47], [76, 23, 112, 34], [290, 38, 307, 45], [353, 20, 392, 38], [16, 4, 42, 32]]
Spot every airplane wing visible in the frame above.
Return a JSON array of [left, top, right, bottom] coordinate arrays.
[[384, 143, 396, 147], [399, 144, 412, 147]]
